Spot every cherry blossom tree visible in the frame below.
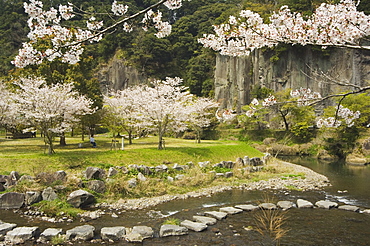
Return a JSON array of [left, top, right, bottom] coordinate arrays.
[[12, 0, 188, 68], [199, 0, 370, 128], [186, 97, 219, 143], [0, 83, 21, 134], [136, 77, 193, 149], [199, 0, 370, 56], [103, 86, 149, 145], [12, 77, 94, 154]]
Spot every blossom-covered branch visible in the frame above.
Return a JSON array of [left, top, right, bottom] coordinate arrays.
[[199, 0, 370, 56], [13, 0, 188, 68]]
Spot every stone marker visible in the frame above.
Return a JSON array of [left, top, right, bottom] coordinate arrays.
[[66, 225, 95, 241], [180, 220, 207, 232], [219, 207, 243, 214], [204, 211, 228, 220], [193, 215, 217, 225], [315, 200, 338, 209], [159, 224, 188, 237], [297, 199, 314, 208], [101, 226, 126, 241], [5, 226, 40, 244]]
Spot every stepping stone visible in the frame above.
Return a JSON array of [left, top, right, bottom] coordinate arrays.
[[235, 204, 259, 211], [193, 215, 217, 225], [219, 207, 243, 214], [101, 226, 126, 241], [259, 203, 277, 210], [277, 201, 295, 210], [0, 223, 17, 235], [159, 224, 188, 237], [297, 199, 313, 208], [338, 205, 360, 212], [66, 225, 95, 241], [131, 226, 153, 239], [315, 200, 338, 209], [180, 220, 207, 232], [204, 211, 228, 220], [125, 233, 144, 243], [38, 228, 63, 243], [5, 226, 40, 245]]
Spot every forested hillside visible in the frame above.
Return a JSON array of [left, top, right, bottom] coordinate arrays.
[[1, 0, 370, 97]]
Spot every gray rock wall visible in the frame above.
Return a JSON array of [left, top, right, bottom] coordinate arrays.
[[215, 47, 370, 112], [95, 53, 148, 94]]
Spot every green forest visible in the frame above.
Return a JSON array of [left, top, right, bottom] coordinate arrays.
[[2, 0, 370, 98]]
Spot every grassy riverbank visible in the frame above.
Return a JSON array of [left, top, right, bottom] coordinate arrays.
[[0, 135, 262, 175], [0, 134, 315, 217]]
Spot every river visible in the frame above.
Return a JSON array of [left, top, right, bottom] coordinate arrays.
[[1, 157, 370, 245]]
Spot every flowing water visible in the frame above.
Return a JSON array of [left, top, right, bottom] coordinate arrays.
[[1, 157, 370, 245]]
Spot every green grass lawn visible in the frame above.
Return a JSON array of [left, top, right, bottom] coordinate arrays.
[[0, 134, 262, 175]]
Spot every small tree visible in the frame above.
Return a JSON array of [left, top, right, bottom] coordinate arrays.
[[103, 86, 149, 144], [186, 97, 218, 143], [138, 77, 193, 149], [13, 77, 94, 154]]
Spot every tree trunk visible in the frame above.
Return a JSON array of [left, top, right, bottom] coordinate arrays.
[[59, 132, 66, 146], [158, 134, 163, 150], [279, 110, 289, 131], [128, 130, 133, 145], [196, 129, 202, 143], [44, 131, 55, 155]]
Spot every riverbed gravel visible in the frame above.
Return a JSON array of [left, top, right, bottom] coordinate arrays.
[[97, 160, 330, 210]]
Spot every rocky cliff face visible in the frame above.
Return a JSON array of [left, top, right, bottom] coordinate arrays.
[[215, 46, 370, 112], [95, 53, 147, 94]]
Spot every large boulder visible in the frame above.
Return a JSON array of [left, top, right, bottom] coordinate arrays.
[[42, 187, 58, 201], [67, 190, 95, 208], [346, 153, 369, 166], [25, 191, 42, 205], [0, 192, 25, 209], [66, 225, 95, 241], [53, 170, 67, 182], [86, 180, 106, 193], [36, 172, 57, 185], [107, 167, 119, 177], [85, 167, 106, 180]]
